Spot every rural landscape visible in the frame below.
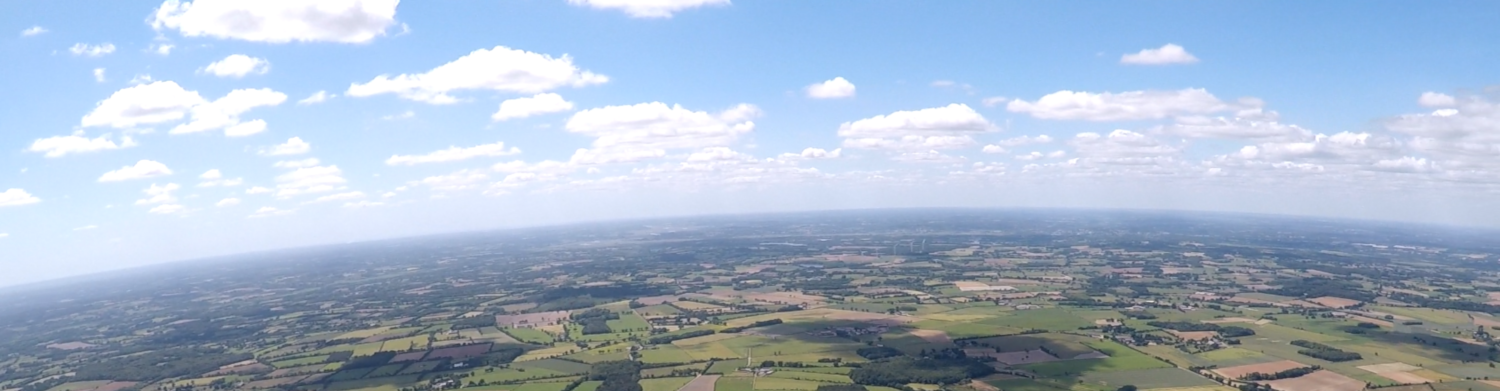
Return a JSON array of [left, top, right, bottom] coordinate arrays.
[[6, 210, 1500, 391]]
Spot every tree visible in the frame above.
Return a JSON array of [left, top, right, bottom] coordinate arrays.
[[1119, 386, 1139, 391]]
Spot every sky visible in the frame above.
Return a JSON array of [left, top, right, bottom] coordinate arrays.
[[2, 0, 1499, 286]]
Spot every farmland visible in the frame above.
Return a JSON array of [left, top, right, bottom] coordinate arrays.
[[4, 211, 1500, 391]]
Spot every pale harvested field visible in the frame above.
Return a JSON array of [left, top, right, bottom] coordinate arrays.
[[500, 302, 539, 313], [676, 375, 720, 391], [672, 333, 742, 346], [1357, 363, 1420, 374], [1213, 360, 1310, 379], [725, 308, 912, 328], [1286, 300, 1326, 308], [1378, 372, 1430, 384], [992, 278, 1042, 285], [1481, 380, 1500, 390], [495, 310, 570, 327], [822, 254, 879, 262], [671, 301, 728, 311], [1309, 296, 1362, 308], [1472, 315, 1500, 328], [636, 295, 682, 306], [1203, 317, 1257, 324], [741, 291, 827, 305], [909, 329, 953, 344], [1261, 370, 1364, 391], [1351, 316, 1394, 328], [1169, 330, 1218, 341]]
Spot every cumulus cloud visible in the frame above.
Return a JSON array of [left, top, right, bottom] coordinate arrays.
[[151, 0, 400, 44], [21, 26, 47, 37], [171, 88, 287, 135], [298, 91, 335, 105], [806, 77, 856, 99], [567, 0, 729, 18], [778, 147, 842, 161], [248, 206, 293, 218], [981, 97, 1008, 107], [983, 135, 1054, 153], [201, 54, 270, 77], [81, 81, 285, 136], [1120, 43, 1199, 65], [70, 43, 116, 57], [1418, 92, 1457, 108], [386, 141, 521, 165], [197, 169, 242, 187], [838, 104, 995, 151], [565, 102, 758, 164], [1008, 88, 1243, 121], [0, 189, 41, 207], [215, 197, 240, 207], [309, 191, 365, 203], [99, 160, 173, 182], [28, 132, 137, 157], [135, 183, 181, 206], [1158, 112, 1314, 142], [1068, 130, 1182, 164], [273, 158, 320, 169], [82, 81, 207, 128], [93, 68, 106, 83], [150, 43, 174, 55], [273, 165, 346, 198], [410, 169, 490, 192], [892, 150, 967, 164], [1385, 94, 1500, 167], [348, 45, 607, 104], [492, 93, 574, 121], [261, 137, 311, 156]]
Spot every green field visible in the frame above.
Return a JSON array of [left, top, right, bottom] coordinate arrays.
[[641, 344, 697, 364], [1077, 368, 1219, 389], [640, 377, 694, 391], [505, 328, 557, 344], [607, 313, 652, 331]]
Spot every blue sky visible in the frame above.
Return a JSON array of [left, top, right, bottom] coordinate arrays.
[[2, 0, 1499, 286]]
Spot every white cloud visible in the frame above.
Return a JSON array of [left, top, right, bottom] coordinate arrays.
[[151, 0, 400, 44], [129, 74, 155, 85], [1008, 88, 1246, 121], [386, 141, 521, 165], [1384, 94, 1500, 167], [411, 169, 490, 192], [248, 206, 293, 218], [347, 45, 607, 104], [309, 191, 365, 203], [93, 68, 106, 83], [565, 102, 758, 164], [0, 189, 41, 207], [0, 233, 7, 239], [99, 160, 173, 182], [892, 150, 967, 164], [981, 97, 1008, 107], [1418, 92, 1456, 107], [201, 54, 270, 78], [20, 26, 47, 37], [69, 43, 116, 57], [273, 165, 346, 198], [1120, 43, 1199, 65], [381, 110, 415, 120], [223, 120, 268, 137], [778, 147, 841, 160], [28, 132, 137, 157], [838, 104, 995, 151], [82, 81, 208, 128], [197, 169, 242, 187], [567, 0, 729, 18], [74, 225, 98, 231], [298, 91, 334, 105], [215, 198, 240, 207], [245, 186, 272, 194], [1371, 157, 1438, 173], [170, 88, 287, 135], [1069, 130, 1182, 163], [989, 135, 1054, 148], [150, 43, 174, 55], [1158, 113, 1313, 142], [274, 158, 321, 169], [981, 145, 1007, 154], [149, 204, 185, 214], [261, 137, 311, 156], [492, 93, 575, 121], [343, 201, 384, 208], [806, 77, 856, 99], [136, 183, 180, 205]]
